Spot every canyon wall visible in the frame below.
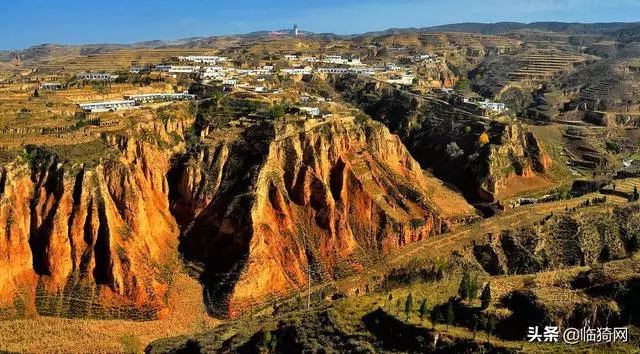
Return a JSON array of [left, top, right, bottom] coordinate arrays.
[[331, 76, 552, 203], [0, 104, 477, 319], [170, 117, 477, 316], [0, 117, 192, 320]]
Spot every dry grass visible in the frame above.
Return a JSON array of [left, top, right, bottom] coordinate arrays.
[[0, 273, 218, 354]]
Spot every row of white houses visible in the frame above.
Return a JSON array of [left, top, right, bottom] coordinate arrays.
[[178, 55, 228, 64], [79, 91, 196, 112], [76, 72, 119, 81], [280, 66, 375, 75], [283, 54, 363, 66]]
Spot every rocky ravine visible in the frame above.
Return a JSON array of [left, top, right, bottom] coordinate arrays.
[[0, 111, 477, 319], [330, 76, 553, 204], [171, 117, 477, 316]]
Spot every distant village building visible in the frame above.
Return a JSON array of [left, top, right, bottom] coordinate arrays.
[[155, 65, 200, 73], [222, 79, 238, 86], [478, 100, 507, 114], [345, 58, 363, 66], [124, 91, 196, 103], [284, 55, 299, 61], [386, 74, 415, 85], [129, 67, 150, 74], [39, 82, 62, 90], [316, 67, 374, 75], [322, 55, 347, 64], [236, 68, 273, 76], [76, 72, 117, 81], [299, 106, 321, 116], [200, 66, 228, 79], [178, 55, 227, 64], [78, 100, 135, 113], [280, 66, 313, 75]]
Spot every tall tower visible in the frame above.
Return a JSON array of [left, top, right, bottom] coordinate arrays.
[[293, 24, 299, 36]]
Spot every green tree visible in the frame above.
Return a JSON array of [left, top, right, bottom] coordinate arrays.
[[446, 302, 454, 330], [458, 269, 471, 300], [404, 293, 414, 321], [469, 274, 480, 301], [430, 307, 440, 329], [419, 298, 428, 323], [270, 104, 285, 118], [387, 293, 393, 310], [480, 282, 492, 310]]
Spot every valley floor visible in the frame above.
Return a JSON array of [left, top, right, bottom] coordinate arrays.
[[0, 274, 217, 354]]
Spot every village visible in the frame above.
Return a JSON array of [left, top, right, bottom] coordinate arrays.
[[20, 34, 506, 118]]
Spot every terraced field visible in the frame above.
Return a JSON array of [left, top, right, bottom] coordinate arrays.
[[507, 52, 587, 82], [602, 177, 640, 197], [21, 48, 217, 74]]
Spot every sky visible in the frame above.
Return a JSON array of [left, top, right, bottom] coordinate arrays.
[[1, 0, 640, 50]]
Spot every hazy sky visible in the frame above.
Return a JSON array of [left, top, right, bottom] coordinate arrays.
[[2, 0, 640, 50]]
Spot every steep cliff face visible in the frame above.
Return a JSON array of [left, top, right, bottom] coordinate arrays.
[[0, 117, 192, 320], [0, 104, 477, 319], [171, 117, 477, 316], [331, 76, 552, 203], [472, 124, 552, 200]]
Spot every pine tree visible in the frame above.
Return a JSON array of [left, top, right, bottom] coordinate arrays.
[[396, 299, 402, 316], [419, 299, 428, 323], [480, 283, 492, 310], [446, 302, 454, 330], [404, 293, 414, 321], [458, 270, 471, 300], [387, 293, 393, 310], [430, 307, 440, 329], [469, 274, 480, 301], [33, 88, 39, 97]]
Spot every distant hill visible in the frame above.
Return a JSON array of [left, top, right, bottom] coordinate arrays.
[[6, 21, 640, 57], [356, 22, 640, 39]]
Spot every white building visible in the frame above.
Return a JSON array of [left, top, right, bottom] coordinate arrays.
[[236, 68, 273, 76], [79, 100, 135, 113], [178, 55, 227, 63], [222, 79, 238, 86], [200, 66, 227, 79], [284, 55, 299, 61], [386, 75, 415, 85], [129, 67, 150, 74], [345, 58, 363, 66], [478, 100, 507, 114], [301, 56, 318, 62], [317, 67, 374, 75], [316, 67, 350, 74], [299, 107, 321, 116], [76, 72, 117, 81], [155, 65, 200, 73], [322, 55, 347, 64], [124, 91, 196, 103], [280, 66, 313, 75]]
